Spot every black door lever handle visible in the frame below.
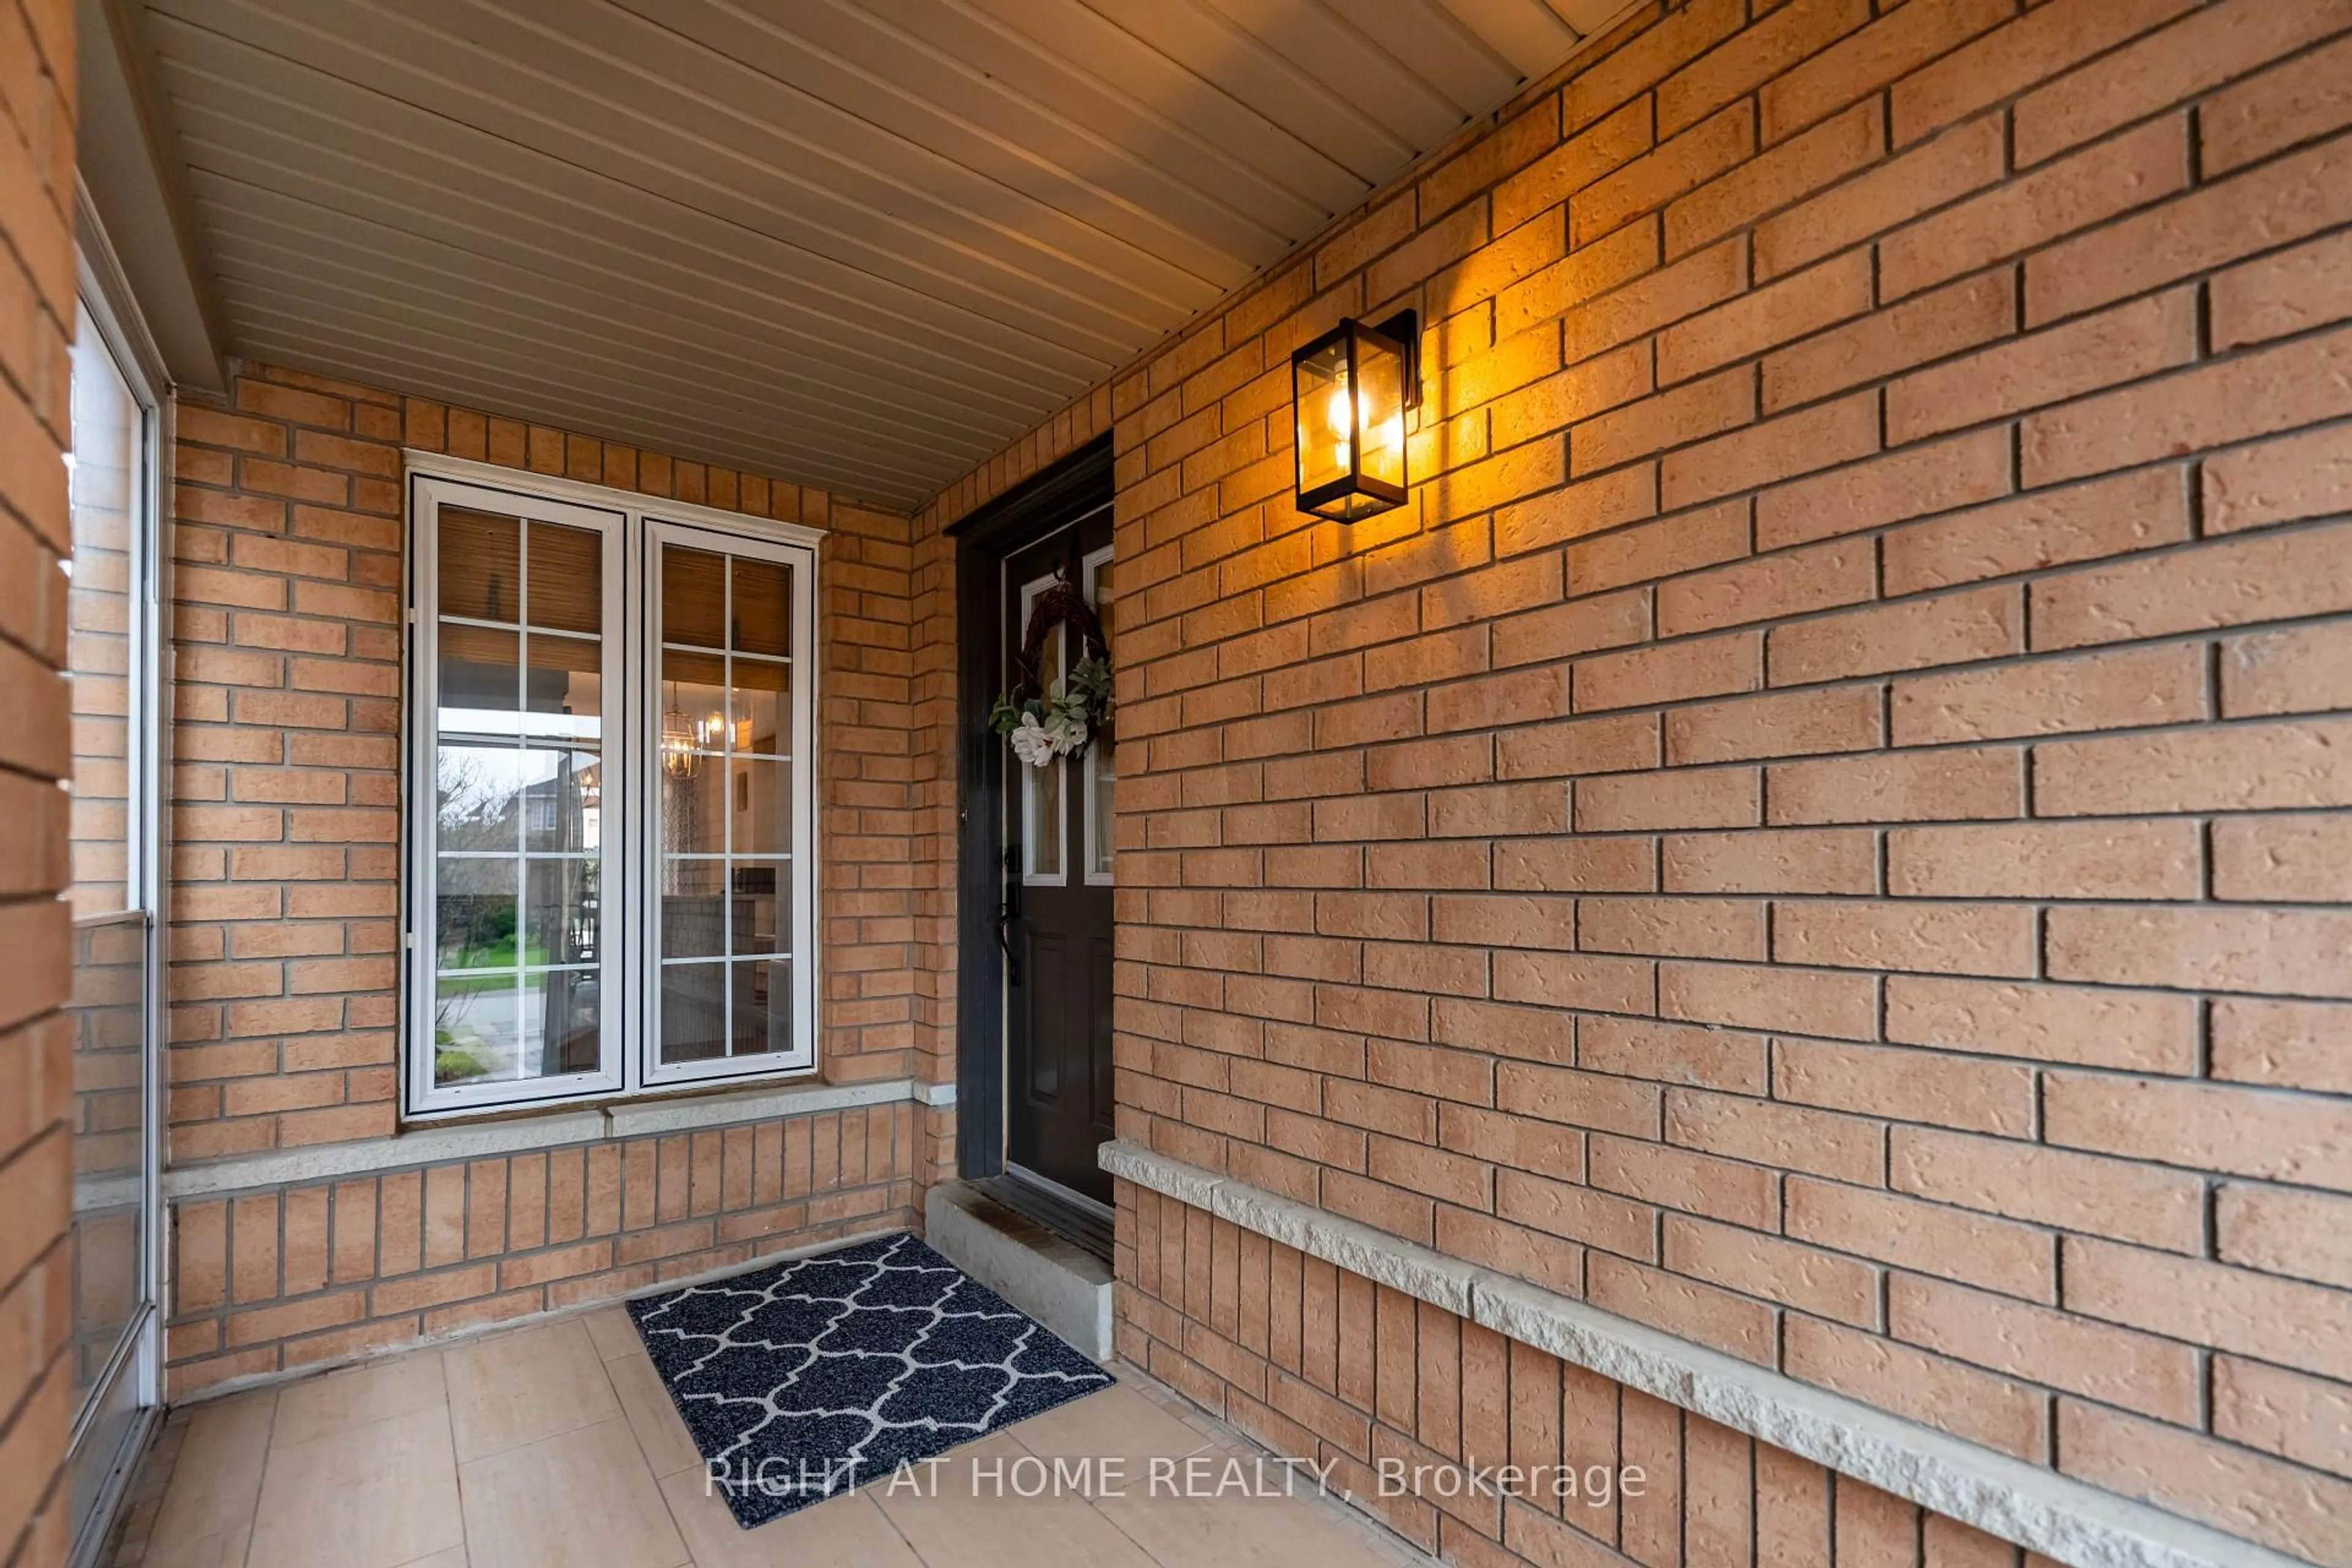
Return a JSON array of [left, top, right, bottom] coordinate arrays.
[[996, 843, 1021, 986]]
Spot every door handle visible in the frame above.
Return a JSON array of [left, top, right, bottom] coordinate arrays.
[[995, 843, 1022, 986]]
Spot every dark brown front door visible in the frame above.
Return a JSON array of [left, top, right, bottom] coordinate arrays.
[[998, 511, 1115, 1207]]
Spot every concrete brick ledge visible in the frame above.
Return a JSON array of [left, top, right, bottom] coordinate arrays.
[[163, 1077, 937, 1199], [1098, 1140, 2299, 1568]]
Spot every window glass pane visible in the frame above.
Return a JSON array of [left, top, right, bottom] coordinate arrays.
[[437, 744, 524, 853], [68, 320, 138, 916], [526, 635, 601, 735], [523, 969, 601, 1079], [522, 748, 601, 854], [731, 558, 792, 656], [730, 861, 788, 956], [527, 521, 601, 633], [440, 508, 519, 622], [730, 659, 788, 756], [660, 861, 726, 959], [526, 858, 598, 967], [659, 649, 727, 777], [69, 919, 148, 1406], [662, 547, 725, 647], [420, 494, 626, 1105], [660, 963, 728, 1061], [432, 979, 518, 1087], [437, 857, 516, 970], [659, 753, 726, 858], [731, 961, 789, 1057], [729, 758, 793, 856], [439, 624, 518, 729], [655, 539, 803, 1069]]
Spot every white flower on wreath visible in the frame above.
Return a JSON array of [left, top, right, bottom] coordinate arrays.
[[1009, 712, 1055, 768], [1010, 705, 1090, 768]]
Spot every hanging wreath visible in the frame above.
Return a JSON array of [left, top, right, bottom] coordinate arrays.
[[989, 575, 1112, 768]]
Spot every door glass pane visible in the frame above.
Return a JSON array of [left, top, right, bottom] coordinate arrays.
[[1087, 551, 1114, 882], [654, 538, 802, 1068], [1028, 754, 1062, 880], [1019, 573, 1065, 883], [68, 323, 138, 916], [431, 502, 607, 1094]]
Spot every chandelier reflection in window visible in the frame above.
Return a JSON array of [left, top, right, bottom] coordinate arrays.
[[660, 707, 749, 778]]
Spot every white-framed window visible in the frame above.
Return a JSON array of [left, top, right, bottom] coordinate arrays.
[[404, 456, 820, 1118]]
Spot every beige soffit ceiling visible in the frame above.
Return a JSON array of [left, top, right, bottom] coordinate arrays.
[[135, 0, 1627, 509]]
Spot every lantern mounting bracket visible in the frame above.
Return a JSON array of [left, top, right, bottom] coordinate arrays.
[[1371, 309, 1422, 410]]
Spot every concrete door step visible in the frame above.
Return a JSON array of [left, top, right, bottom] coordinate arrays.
[[924, 1181, 1114, 1362]]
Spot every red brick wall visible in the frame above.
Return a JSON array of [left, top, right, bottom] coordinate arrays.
[[0, 0, 79, 1561], [1118, 1182, 2038, 1568], [165, 1100, 918, 1395], [167, 361, 924, 1159], [925, 0, 2352, 1559]]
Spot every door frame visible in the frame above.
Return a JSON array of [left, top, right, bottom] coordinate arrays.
[[949, 437, 1114, 1183]]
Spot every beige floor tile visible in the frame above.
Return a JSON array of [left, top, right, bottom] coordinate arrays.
[[135, 1526, 250, 1568], [605, 1349, 704, 1479], [247, 1404, 464, 1568], [658, 1470, 922, 1568], [444, 1317, 622, 1463], [871, 1432, 1158, 1568], [582, 1304, 644, 1362], [1007, 1383, 1210, 1469], [149, 1390, 276, 1545], [394, 1549, 469, 1567], [1095, 1488, 1414, 1568], [271, 1350, 448, 1448], [459, 1417, 689, 1568]]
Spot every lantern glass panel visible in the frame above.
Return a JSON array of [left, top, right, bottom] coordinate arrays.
[[1294, 336, 1353, 497], [1354, 330, 1407, 494]]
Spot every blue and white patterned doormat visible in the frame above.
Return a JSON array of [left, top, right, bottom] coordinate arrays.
[[627, 1232, 1114, 1528]]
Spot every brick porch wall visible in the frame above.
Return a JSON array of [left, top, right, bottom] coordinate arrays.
[[164, 1101, 918, 1395], [0, 0, 78, 1562], [1118, 1180, 2038, 1568], [161, 360, 936, 1387], [166, 360, 926, 1157], [916, 0, 2352, 1561]]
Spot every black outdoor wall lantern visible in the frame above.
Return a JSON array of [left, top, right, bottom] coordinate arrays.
[[1291, 310, 1421, 521]]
